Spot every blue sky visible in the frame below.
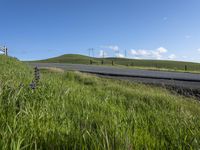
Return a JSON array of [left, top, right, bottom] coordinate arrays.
[[0, 0, 200, 62]]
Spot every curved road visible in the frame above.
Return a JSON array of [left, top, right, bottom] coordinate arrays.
[[28, 63, 200, 90]]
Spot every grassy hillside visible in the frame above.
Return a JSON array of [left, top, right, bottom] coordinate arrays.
[[33, 54, 200, 72], [35, 54, 99, 64], [1, 55, 200, 149]]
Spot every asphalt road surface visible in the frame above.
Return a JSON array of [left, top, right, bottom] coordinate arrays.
[[28, 63, 200, 91]]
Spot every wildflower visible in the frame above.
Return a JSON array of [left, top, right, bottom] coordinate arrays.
[[30, 66, 40, 89]]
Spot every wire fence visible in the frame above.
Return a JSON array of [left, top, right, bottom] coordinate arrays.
[[0, 46, 8, 56]]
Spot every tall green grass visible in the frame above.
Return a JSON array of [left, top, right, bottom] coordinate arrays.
[[1, 55, 200, 149]]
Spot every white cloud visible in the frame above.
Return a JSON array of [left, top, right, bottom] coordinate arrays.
[[130, 47, 168, 60], [103, 45, 119, 51], [168, 54, 176, 60], [116, 53, 124, 58], [133, 57, 141, 59], [157, 47, 168, 53], [99, 50, 107, 58], [130, 49, 149, 56], [197, 48, 200, 52]]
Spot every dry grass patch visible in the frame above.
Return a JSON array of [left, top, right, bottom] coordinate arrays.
[[40, 67, 65, 73]]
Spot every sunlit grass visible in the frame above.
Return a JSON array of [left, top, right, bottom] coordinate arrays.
[[1, 55, 200, 149]]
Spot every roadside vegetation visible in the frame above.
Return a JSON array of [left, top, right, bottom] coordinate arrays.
[[32, 54, 200, 73], [1, 55, 200, 149]]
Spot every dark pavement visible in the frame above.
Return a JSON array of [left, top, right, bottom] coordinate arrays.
[[28, 63, 200, 90]]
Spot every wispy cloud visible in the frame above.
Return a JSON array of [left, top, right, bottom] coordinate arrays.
[[168, 54, 176, 60], [130, 47, 168, 60], [99, 50, 107, 58], [197, 48, 200, 52], [182, 56, 188, 59], [185, 35, 191, 39], [102, 45, 119, 51], [100, 45, 178, 60], [157, 47, 167, 53], [116, 53, 124, 58]]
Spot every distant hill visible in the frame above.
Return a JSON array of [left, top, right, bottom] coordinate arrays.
[[35, 54, 94, 64], [31, 54, 200, 72]]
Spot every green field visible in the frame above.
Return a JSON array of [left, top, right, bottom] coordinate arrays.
[[1, 55, 200, 149], [33, 54, 200, 72]]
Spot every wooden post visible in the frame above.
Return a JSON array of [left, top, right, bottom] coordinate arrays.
[[112, 60, 114, 66], [185, 65, 187, 71], [101, 60, 104, 65], [0, 46, 8, 56], [5, 47, 8, 56]]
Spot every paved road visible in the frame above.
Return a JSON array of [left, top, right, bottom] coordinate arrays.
[[28, 63, 200, 90]]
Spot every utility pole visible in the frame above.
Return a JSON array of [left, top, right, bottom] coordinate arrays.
[[88, 48, 95, 57], [91, 48, 94, 57], [124, 49, 127, 58], [103, 50, 105, 58]]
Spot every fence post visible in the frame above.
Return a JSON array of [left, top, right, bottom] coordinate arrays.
[[101, 60, 104, 65], [185, 65, 187, 71], [5, 47, 8, 56], [0, 46, 8, 56], [112, 60, 114, 66]]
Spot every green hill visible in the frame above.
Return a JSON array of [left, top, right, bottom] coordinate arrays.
[[36, 54, 96, 64], [1, 55, 200, 149], [33, 54, 200, 72]]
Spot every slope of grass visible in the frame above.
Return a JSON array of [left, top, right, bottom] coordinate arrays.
[[1, 55, 200, 149], [32, 54, 200, 72], [35, 54, 99, 64]]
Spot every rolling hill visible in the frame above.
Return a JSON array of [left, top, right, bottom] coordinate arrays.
[[32, 54, 200, 72]]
